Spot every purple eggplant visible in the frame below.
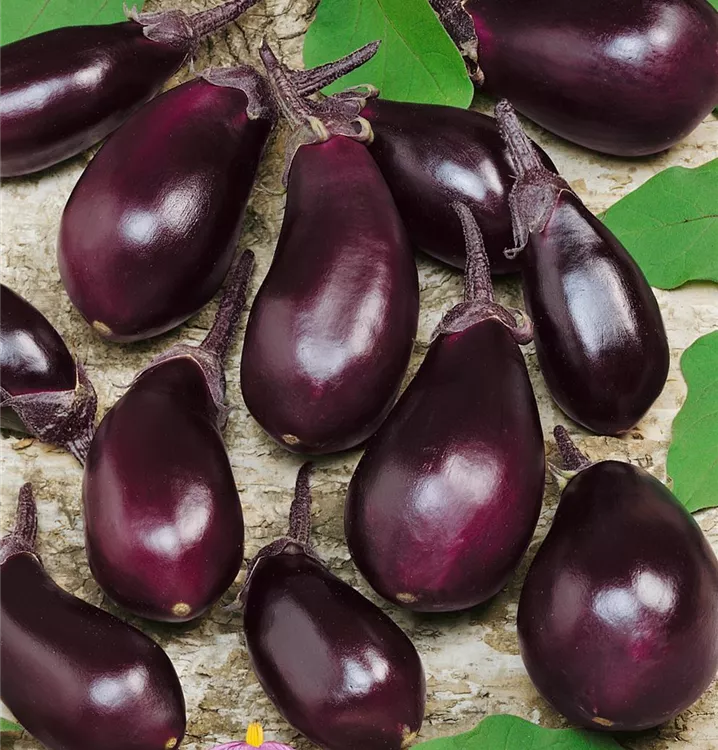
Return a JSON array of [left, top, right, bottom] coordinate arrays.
[[345, 204, 545, 612], [57, 46, 379, 343], [240, 44, 419, 455], [359, 97, 555, 273], [82, 251, 253, 623], [0, 0, 262, 177], [1, 484, 186, 750], [0, 284, 96, 463], [242, 464, 426, 750], [518, 426, 718, 731], [431, 0, 718, 156], [495, 101, 669, 436]]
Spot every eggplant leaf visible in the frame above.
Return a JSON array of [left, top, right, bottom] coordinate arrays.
[[602, 159, 718, 289], [0, 718, 22, 733], [668, 331, 718, 513], [303, 0, 473, 108], [1, 0, 143, 46], [414, 715, 622, 748]]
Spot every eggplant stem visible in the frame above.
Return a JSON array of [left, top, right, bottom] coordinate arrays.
[[259, 41, 320, 133], [0, 484, 39, 565], [553, 425, 591, 470], [288, 462, 313, 546], [453, 202, 494, 304], [189, 0, 260, 39], [292, 41, 381, 98], [201, 250, 255, 363], [495, 100, 546, 177]]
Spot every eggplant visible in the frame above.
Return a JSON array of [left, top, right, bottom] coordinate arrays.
[[0, 284, 96, 463], [518, 426, 718, 731], [360, 97, 555, 273], [1, 484, 186, 750], [345, 204, 545, 612], [240, 43, 419, 454], [431, 0, 718, 156], [83, 252, 253, 622], [495, 100, 669, 436], [242, 464, 426, 750], [0, 0, 261, 176], [57, 44, 380, 343]]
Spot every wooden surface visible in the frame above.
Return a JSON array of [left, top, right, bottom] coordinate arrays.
[[1, 1, 717, 748]]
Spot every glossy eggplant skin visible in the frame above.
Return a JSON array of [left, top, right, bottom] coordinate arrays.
[[241, 136, 419, 454], [362, 98, 554, 273], [1, 492, 186, 750], [0, 285, 97, 463], [523, 191, 669, 435], [518, 461, 718, 731], [1, 285, 75, 400], [346, 319, 545, 612], [59, 73, 274, 342], [464, 0, 718, 155], [83, 357, 244, 622], [244, 549, 426, 749], [1, 22, 188, 177]]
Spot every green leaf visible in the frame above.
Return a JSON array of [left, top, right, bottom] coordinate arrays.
[[1, 0, 144, 46], [303, 0, 474, 108], [0, 718, 22, 733], [414, 715, 622, 749], [601, 159, 718, 289], [667, 331, 718, 513]]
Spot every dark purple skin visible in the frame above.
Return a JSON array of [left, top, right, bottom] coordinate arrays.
[[0, 0, 261, 177], [518, 426, 718, 731], [432, 0, 718, 156], [242, 464, 426, 750], [58, 68, 275, 343], [345, 205, 545, 612], [241, 44, 419, 455], [495, 101, 669, 436], [82, 252, 253, 623], [1, 484, 186, 750], [56, 44, 381, 343], [360, 97, 555, 273], [0, 284, 96, 463]]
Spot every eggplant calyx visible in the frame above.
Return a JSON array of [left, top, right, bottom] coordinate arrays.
[[494, 100, 572, 259], [0, 362, 97, 465], [551, 426, 592, 489], [433, 203, 533, 343], [139, 250, 254, 431], [141, 346, 230, 430], [259, 40, 376, 184], [199, 65, 278, 123], [0, 484, 40, 567], [128, 6, 198, 54], [427, 0, 483, 83], [234, 463, 321, 608]]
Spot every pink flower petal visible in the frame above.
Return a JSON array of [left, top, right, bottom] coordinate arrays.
[[210, 743, 295, 750]]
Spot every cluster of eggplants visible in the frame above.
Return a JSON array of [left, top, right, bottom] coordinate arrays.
[[0, 484, 186, 750], [82, 252, 253, 623], [0, 0, 263, 176], [0, 284, 97, 464], [518, 426, 718, 731], [494, 100, 669, 436], [57, 43, 380, 343], [346, 205, 545, 612], [430, 0, 718, 156], [240, 43, 419, 454], [242, 463, 426, 750]]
